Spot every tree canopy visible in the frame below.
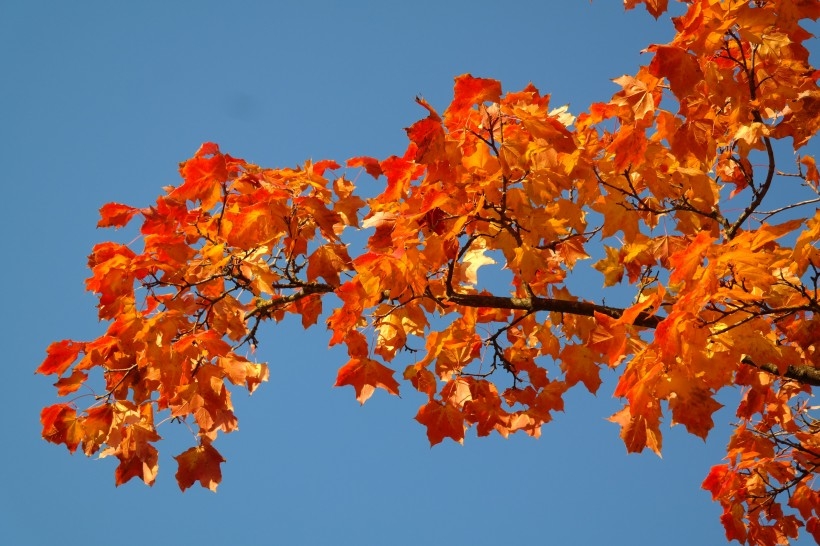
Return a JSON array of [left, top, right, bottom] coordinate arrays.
[[38, 1, 820, 544]]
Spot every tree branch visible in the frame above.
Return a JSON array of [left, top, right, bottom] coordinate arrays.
[[741, 355, 820, 387], [442, 292, 820, 387], [444, 292, 663, 328], [244, 282, 335, 320]]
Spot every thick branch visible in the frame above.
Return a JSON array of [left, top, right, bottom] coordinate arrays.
[[445, 292, 663, 328], [445, 292, 820, 387], [245, 282, 335, 319], [741, 356, 820, 387]]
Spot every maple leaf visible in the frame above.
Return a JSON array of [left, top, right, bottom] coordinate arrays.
[[307, 244, 351, 286], [658, 373, 723, 439], [772, 90, 820, 148], [174, 441, 226, 492], [404, 365, 437, 398], [41, 404, 83, 453], [173, 142, 241, 210], [347, 155, 383, 178], [461, 242, 496, 286], [609, 406, 662, 456], [443, 74, 502, 125], [81, 404, 114, 456], [53, 370, 88, 396], [593, 193, 640, 240], [414, 400, 465, 446], [799, 155, 819, 188], [668, 231, 713, 285], [97, 203, 140, 228], [647, 45, 702, 101], [590, 313, 629, 367], [113, 437, 159, 487], [611, 74, 657, 121], [334, 357, 400, 404], [218, 354, 269, 393], [406, 105, 445, 165], [37, 340, 85, 376], [624, 0, 669, 19], [559, 344, 602, 394], [593, 245, 625, 286]]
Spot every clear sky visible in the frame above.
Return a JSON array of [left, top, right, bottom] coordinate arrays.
[[1, 2, 815, 545]]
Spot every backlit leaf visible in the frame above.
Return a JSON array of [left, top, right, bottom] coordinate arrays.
[[334, 357, 400, 404], [174, 441, 226, 492], [414, 400, 465, 446]]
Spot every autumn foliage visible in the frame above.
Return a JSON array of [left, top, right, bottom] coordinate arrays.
[[38, 1, 820, 544]]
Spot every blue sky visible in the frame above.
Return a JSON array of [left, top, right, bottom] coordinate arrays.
[[2, 2, 815, 545]]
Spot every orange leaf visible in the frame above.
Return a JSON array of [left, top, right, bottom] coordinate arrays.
[[624, 0, 669, 19], [307, 244, 351, 286], [444, 74, 502, 121], [97, 203, 140, 228], [590, 313, 628, 367], [662, 377, 723, 440], [81, 404, 114, 456], [114, 441, 159, 487], [334, 357, 400, 404], [668, 231, 713, 285], [800, 155, 819, 188], [647, 45, 702, 101], [173, 142, 235, 210], [347, 156, 383, 178], [112, 409, 161, 486], [41, 403, 83, 453], [414, 400, 465, 446], [594, 194, 640, 240], [218, 354, 269, 394], [607, 124, 648, 172], [609, 406, 662, 455], [807, 517, 820, 544], [701, 464, 730, 500], [312, 159, 341, 177], [403, 365, 437, 398], [54, 370, 88, 396], [559, 344, 602, 394], [611, 74, 656, 121], [292, 294, 322, 329], [174, 441, 226, 492], [406, 99, 445, 165], [37, 340, 85, 376]]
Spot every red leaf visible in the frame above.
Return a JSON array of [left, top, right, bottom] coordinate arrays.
[[173, 142, 243, 210], [312, 159, 341, 177], [446, 74, 502, 116], [806, 517, 820, 544], [40, 404, 82, 453], [37, 340, 85, 376], [347, 156, 383, 178], [702, 464, 730, 500], [97, 203, 140, 228]]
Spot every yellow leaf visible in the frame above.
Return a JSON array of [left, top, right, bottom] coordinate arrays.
[[462, 241, 496, 286]]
